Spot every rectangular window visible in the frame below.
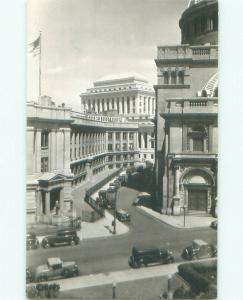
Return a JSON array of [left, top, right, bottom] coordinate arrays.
[[108, 144, 113, 151], [41, 131, 49, 148], [115, 132, 120, 140], [129, 132, 134, 140], [108, 132, 112, 140], [123, 143, 127, 151], [115, 144, 120, 150], [41, 157, 48, 172], [193, 137, 204, 152], [129, 143, 134, 150], [123, 132, 127, 140]]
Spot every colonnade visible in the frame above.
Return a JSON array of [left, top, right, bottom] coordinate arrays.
[[83, 96, 155, 115], [70, 131, 106, 161]]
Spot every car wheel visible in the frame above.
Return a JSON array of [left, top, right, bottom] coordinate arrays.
[[70, 240, 76, 246], [62, 269, 71, 278], [44, 243, 50, 249]]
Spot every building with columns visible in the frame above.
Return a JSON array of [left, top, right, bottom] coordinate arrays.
[[154, 0, 218, 216], [81, 73, 155, 162], [27, 95, 139, 224]]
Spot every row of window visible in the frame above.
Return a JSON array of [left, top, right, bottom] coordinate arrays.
[[84, 96, 155, 114], [108, 143, 134, 151], [183, 12, 218, 38], [108, 154, 135, 162], [108, 132, 134, 141], [163, 71, 184, 85]]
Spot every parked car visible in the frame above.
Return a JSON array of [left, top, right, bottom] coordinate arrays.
[[133, 192, 151, 206], [26, 267, 34, 283], [210, 220, 218, 229], [128, 246, 174, 268], [26, 232, 39, 250], [109, 182, 119, 189], [42, 229, 80, 248], [116, 209, 130, 222], [182, 239, 217, 261], [34, 257, 80, 282]]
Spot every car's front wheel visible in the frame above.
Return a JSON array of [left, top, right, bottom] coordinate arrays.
[[62, 269, 71, 278], [44, 243, 50, 249], [70, 240, 76, 246]]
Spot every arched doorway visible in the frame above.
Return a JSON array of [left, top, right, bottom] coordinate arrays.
[[180, 168, 215, 213]]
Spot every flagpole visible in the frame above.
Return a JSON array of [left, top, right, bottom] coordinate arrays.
[[39, 31, 42, 97]]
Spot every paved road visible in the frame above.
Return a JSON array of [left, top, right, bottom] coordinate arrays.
[[27, 187, 217, 276]]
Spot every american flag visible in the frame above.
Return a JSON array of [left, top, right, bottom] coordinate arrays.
[[28, 35, 40, 56]]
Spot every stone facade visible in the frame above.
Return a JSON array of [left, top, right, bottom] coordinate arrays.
[[155, 0, 218, 216], [26, 95, 139, 224], [81, 73, 155, 163]]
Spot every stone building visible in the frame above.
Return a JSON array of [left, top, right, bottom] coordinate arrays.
[[27, 95, 139, 224], [81, 73, 155, 163], [154, 0, 218, 215]]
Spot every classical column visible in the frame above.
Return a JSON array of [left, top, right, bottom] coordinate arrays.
[[172, 167, 181, 215], [35, 129, 41, 174], [45, 191, 50, 216], [59, 188, 64, 213], [119, 98, 122, 114], [62, 128, 72, 175], [104, 99, 108, 111], [124, 99, 128, 114], [71, 132, 75, 161], [114, 98, 118, 111], [56, 129, 63, 171], [141, 133, 145, 149], [50, 129, 57, 171], [94, 100, 98, 113], [27, 127, 35, 175]]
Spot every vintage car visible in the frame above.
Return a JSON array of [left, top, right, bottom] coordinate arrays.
[[182, 239, 217, 260], [26, 232, 39, 250], [116, 210, 131, 222], [41, 229, 80, 248], [210, 220, 218, 230], [133, 192, 152, 206], [128, 246, 174, 268], [34, 257, 80, 282]]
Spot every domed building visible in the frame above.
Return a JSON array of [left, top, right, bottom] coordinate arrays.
[[154, 0, 218, 216]]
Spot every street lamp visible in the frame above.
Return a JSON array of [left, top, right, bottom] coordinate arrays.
[[107, 187, 118, 234], [181, 206, 186, 227]]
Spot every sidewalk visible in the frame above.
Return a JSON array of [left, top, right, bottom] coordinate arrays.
[[48, 262, 179, 292], [139, 206, 216, 229], [78, 210, 129, 240]]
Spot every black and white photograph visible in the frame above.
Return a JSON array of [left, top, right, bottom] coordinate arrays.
[[26, 0, 219, 299]]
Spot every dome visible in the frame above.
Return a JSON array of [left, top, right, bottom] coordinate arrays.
[[188, 0, 205, 8], [179, 0, 218, 45]]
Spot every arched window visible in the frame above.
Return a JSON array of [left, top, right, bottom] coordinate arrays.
[[178, 71, 184, 85], [171, 71, 177, 85], [164, 72, 169, 84]]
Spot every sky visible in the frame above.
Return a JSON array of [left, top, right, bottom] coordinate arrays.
[[28, 0, 188, 110]]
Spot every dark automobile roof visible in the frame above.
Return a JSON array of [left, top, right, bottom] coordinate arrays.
[[132, 247, 167, 254]]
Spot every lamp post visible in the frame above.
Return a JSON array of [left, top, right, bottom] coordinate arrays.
[[181, 206, 186, 227], [107, 187, 117, 234]]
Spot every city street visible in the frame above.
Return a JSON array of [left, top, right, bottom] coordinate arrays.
[[27, 187, 217, 276]]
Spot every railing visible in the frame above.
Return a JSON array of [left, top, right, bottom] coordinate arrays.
[[85, 168, 122, 216], [27, 102, 72, 120], [165, 98, 218, 114], [157, 45, 218, 61]]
